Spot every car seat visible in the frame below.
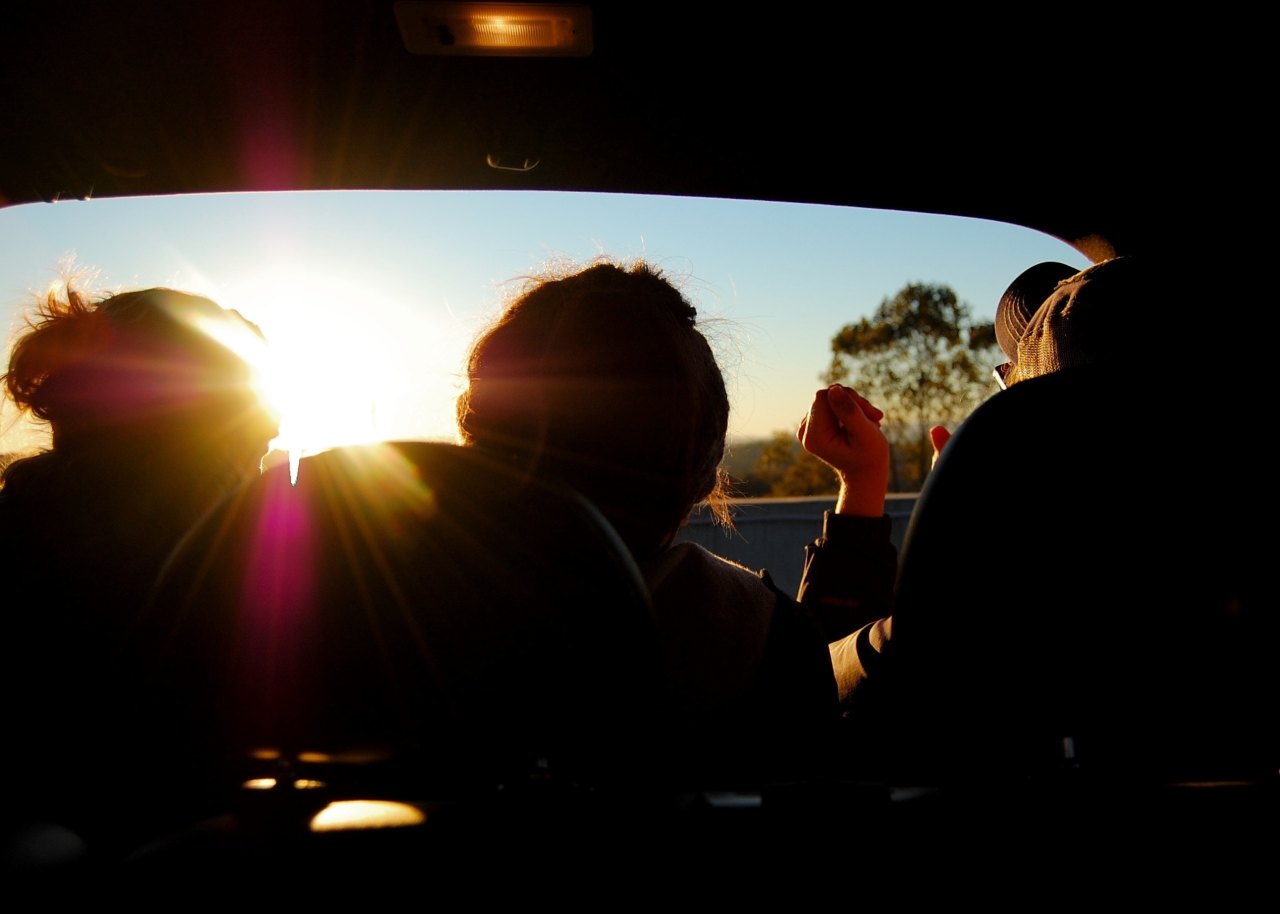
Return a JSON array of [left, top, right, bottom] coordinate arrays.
[[127, 442, 672, 835], [862, 363, 1267, 785]]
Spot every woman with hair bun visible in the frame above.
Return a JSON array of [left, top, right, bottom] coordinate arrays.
[[456, 258, 844, 784]]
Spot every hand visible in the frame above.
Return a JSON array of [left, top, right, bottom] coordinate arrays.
[[798, 384, 890, 517], [929, 424, 951, 471]]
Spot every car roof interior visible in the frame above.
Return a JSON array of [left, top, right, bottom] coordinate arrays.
[[1, 2, 1182, 262]]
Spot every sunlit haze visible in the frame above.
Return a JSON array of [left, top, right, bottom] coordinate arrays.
[[0, 191, 1090, 459]]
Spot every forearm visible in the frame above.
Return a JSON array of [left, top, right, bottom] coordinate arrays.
[[797, 510, 896, 642]]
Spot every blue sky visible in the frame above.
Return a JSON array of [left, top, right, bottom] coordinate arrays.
[[0, 190, 1090, 455]]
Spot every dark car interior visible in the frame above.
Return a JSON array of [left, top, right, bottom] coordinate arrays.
[[2, 1, 1268, 898]]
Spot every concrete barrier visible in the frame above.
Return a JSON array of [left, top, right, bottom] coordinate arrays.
[[675, 494, 918, 598]]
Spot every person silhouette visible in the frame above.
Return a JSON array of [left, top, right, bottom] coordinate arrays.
[[1, 283, 278, 864], [456, 259, 840, 783], [801, 256, 1264, 783]]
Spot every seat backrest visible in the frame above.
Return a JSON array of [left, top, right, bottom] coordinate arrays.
[[141, 441, 669, 801], [873, 364, 1267, 783]]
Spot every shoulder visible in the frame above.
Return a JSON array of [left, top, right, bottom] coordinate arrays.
[[641, 541, 777, 632], [643, 541, 768, 594]]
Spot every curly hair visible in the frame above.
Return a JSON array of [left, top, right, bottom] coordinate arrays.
[[2, 283, 275, 489]]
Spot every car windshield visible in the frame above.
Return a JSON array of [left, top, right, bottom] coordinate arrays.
[[0, 189, 1089, 468]]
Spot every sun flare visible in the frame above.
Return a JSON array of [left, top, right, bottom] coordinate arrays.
[[217, 270, 473, 474]]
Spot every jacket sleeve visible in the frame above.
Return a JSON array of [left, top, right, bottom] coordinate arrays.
[[829, 616, 893, 706], [796, 511, 897, 643], [752, 572, 844, 777]]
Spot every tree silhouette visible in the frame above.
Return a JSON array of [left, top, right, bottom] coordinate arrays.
[[827, 283, 997, 491]]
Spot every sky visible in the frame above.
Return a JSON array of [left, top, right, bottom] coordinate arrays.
[[0, 190, 1090, 457]]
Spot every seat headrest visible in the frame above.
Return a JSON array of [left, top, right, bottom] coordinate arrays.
[[146, 441, 667, 792]]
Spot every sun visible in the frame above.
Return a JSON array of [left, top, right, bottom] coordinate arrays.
[[216, 269, 474, 476], [256, 326, 383, 455]]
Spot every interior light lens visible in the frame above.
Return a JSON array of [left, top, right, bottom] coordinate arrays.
[[395, 2, 593, 57]]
